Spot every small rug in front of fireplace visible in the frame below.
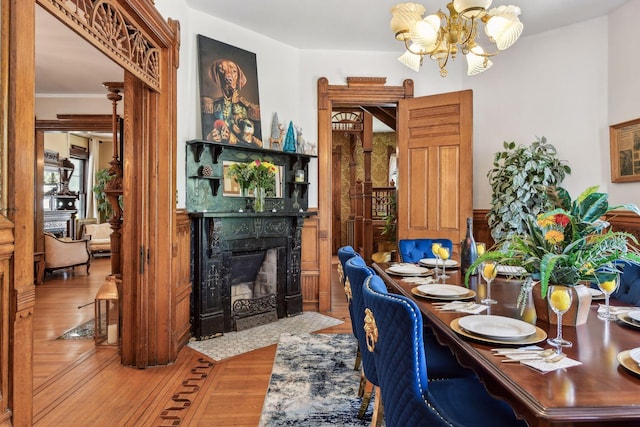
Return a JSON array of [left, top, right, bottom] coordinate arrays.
[[187, 312, 343, 361], [56, 319, 95, 340]]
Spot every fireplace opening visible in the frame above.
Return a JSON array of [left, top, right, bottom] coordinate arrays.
[[230, 248, 279, 331]]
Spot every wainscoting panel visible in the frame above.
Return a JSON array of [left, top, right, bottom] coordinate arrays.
[[174, 209, 193, 354], [301, 212, 320, 311]]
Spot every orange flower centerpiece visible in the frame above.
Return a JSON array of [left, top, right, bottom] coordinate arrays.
[[466, 186, 640, 324]]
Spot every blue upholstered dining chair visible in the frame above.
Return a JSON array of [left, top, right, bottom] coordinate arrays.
[[362, 274, 527, 427], [344, 256, 380, 419], [398, 238, 453, 263], [612, 261, 640, 306], [338, 245, 361, 371]]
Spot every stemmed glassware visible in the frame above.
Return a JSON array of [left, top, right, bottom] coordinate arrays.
[[547, 285, 573, 350], [597, 276, 619, 321], [480, 260, 498, 304], [437, 247, 450, 282], [431, 243, 442, 273], [475, 242, 486, 285]]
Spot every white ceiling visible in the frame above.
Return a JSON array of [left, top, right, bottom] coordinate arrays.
[[36, 0, 630, 95]]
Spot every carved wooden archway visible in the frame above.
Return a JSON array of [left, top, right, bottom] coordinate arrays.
[[5, 0, 181, 423], [317, 77, 413, 311]]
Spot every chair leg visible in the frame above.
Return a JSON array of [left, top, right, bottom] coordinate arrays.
[[358, 378, 374, 418], [358, 366, 367, 397], [371, 386, 384, 427], [354, 342, 362, 371]]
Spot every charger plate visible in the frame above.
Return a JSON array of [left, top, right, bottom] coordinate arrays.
[[589, 288, 605, 301], [450, 317, 547, 346], [385, 264, 433, 277], [419, 258, 459, 268], [411, 285, 476, 301], [495, 265, 527, 276], [458, 315, 536, 340], [617, 349, 640, 378], [617, 312, 640, 329]]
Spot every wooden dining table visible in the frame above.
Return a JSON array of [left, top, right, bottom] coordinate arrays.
[[372, 262, 640, 427]]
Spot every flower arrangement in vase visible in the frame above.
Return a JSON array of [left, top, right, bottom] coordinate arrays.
[[248, 159, 277, 212], [227, 162, 253, 196], [466, 186, 640, 324]]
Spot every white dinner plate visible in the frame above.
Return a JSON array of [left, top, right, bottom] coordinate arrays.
[[387, 264, 431, 276], [495, 265, 527, 276], [589, 288, 604, 300], [630, 348, 640, 365], [457, 315, 537, 340], [418, 258, 459, 268], [627, 310, 640, 323], [415, 284, 470, 297]]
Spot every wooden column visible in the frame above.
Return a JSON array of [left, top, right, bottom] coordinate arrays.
[[103, 82, 124, 276]]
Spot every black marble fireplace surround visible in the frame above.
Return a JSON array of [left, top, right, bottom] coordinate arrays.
[[190, 212, 309, 339], [186, 141, 316, 340]]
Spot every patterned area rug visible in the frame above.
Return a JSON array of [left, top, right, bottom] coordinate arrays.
[[259, 333, 382, 426], [187, 312, 343, 361]]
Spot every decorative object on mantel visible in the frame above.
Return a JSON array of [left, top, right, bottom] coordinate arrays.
[[248, 160, 277, 212], [227, 162, 253, 196], [199, 164, 213, 177], [466, 186, 640, 325], [268, 112, 284, 151], [283, 121, 297, 153], [390, 1, 523, 76]]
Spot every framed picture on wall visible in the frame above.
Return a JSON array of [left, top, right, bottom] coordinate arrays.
[[610, 118, 640, 183], [197, 35, 262, 147]]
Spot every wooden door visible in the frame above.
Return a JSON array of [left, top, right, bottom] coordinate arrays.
[[396, 90, 473, 258]]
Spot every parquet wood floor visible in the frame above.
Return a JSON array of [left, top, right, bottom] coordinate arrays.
[[33, 256, 352, 426]]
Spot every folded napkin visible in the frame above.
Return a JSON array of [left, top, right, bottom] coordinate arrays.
[[404, 277, 437, 285], [437, 301, 488, 314], [597, 304, 637, 315], [521, 356, 582, 373]]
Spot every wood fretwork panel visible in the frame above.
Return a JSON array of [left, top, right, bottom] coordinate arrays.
[[37, 0, 161, 90]]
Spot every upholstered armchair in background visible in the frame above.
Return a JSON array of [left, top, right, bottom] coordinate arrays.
[[43, 232, 90, 277], [82, 222, 112, 257]]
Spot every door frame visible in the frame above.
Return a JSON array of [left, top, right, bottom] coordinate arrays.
[[316, 77, 413, 311], [5, 0, 179, 423]]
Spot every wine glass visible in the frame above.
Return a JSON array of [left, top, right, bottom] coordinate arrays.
[[437, 247, 450, 281], [547, 285, 573, 350], [475, 242, 486, 284], [480, 261, 498, 304], [597, 276, 619, 321], [431, 242, 442, 273]]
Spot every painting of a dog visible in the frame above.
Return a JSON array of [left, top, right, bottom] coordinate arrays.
[[198, 35, 262, 147]]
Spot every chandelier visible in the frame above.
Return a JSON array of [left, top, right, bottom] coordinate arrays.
[[390, 1, 523, 77]]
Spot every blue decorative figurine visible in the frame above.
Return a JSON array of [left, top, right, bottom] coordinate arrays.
[[283, 121, 296, 153]]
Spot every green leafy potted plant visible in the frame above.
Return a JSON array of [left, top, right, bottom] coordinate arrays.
[[486, 137, 571, 242], [466, 186, 640, 325], [93, 168, 122, 222]]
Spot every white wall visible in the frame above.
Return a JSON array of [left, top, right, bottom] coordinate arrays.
[[608, 0, 640, 206], [465, 17, 610, 208], [146, 1, 640, 209]]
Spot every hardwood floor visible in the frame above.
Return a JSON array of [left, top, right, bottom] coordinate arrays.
[[34, 256, 352, 426]]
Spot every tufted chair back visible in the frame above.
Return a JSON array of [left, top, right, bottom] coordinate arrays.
[[398, 239, 453, 263], [613, 261, 640, 305], [344, 256, 378, 386], [362, 275, 444, 426], [362, 274, 526, 427], [338, 246, 359, 339]]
